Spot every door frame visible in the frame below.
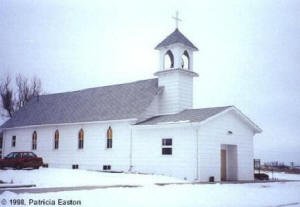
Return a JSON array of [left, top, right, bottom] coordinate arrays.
[[221, 149, 227, 181]]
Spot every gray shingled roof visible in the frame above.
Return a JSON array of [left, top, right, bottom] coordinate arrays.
[[155, 28, 198, 50], [136, 106, 231, 125], [1, 79, 159, 129]]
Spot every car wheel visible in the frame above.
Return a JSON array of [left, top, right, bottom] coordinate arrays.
[[34, 166, 40, 169], [15, 164, 22, 170]]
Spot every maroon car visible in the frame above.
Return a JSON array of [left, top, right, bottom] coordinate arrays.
[[0, 151, 43, 169]]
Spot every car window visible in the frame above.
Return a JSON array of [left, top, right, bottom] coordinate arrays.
[[5, 152, 16, 159], [28, 152, 37, 158], [22, 152, 28, 158], [15, 153, 21, 158]]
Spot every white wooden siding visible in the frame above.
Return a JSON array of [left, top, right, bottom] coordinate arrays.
[[158, 71, 194, 114], [132, 126, 197, 180], [197, 110, 255, 181], [132, 109, 256, 181], [2, 109, 256, 182], [3, 122, 132, 171]]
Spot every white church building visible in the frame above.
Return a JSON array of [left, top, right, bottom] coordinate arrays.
[[0, 27, 262, 182]]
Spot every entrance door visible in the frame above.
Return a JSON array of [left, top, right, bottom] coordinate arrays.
[[221, 149, 227, 181]]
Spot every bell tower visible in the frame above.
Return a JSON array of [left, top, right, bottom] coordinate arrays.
[[154, 13, 199, 114]]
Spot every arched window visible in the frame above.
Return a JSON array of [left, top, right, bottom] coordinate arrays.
[[54, 130, 59, 149], [106, 126, 112, 149], [78, 129, 84, 149], [181, 50, 190, 69], [164, 50, 174, 69], [11, 136, 16, 147], [32, 131, 37, 150]]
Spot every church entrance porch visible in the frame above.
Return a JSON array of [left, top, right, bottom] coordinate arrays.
[[220, 144, 238, 181]]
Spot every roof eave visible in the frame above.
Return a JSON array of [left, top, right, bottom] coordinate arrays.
[[1, 118, 138, 131], [155, 43, 198, 51], [224, 106, 262, 134], [134, 106, 262, 134]]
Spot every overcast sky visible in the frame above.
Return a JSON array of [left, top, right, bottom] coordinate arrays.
[[0, 0, 299, 165]]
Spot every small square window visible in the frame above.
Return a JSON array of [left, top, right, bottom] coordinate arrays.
[[103, 165, 111, 171], [162, 148, 172, 155], [72, 164, 79, 169], [162, 139, 172, 146], [162, 138, 172, 155]]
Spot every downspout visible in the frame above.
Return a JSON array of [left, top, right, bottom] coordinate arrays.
[[196, 127, 199, 180], [191, 123, 199, 180], [1, 130, 5, 158], [129, 127, 133, 172]]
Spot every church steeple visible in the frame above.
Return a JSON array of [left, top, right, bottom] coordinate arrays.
[[154, 16, 199, 115], [155, 28, 198, 71]]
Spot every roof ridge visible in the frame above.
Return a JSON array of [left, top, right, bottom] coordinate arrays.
[[40, 78, 158, 97], [182, 106, 233, 112]]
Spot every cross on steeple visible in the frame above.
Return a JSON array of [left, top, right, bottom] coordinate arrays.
[[172, 11, 182, 29]]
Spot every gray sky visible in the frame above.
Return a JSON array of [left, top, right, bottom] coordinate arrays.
[[0, 0, 299, 165]]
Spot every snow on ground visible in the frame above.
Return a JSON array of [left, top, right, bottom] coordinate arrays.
[[0, 168, 185, 187], [2, 181, 300, 207], [1, 168, 299, 188], [1, 169, 300, 207], [264, 171, 300, 181]]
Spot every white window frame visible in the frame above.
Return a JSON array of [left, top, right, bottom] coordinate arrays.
[[162, 138, 172, 155]]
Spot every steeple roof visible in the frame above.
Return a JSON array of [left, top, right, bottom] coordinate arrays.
[[155, 28, 198, 50]]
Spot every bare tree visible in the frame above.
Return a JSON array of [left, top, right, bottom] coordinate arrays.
[[15, 74, 29, 109], [0, 75, 15, 117], [0, 74, 42, 118], [30, 76, 42, 98]]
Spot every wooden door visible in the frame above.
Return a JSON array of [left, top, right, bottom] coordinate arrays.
[[221, 149, 227, 181]]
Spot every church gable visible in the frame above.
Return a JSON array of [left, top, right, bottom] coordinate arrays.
[[199, 106, 262, 134]]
